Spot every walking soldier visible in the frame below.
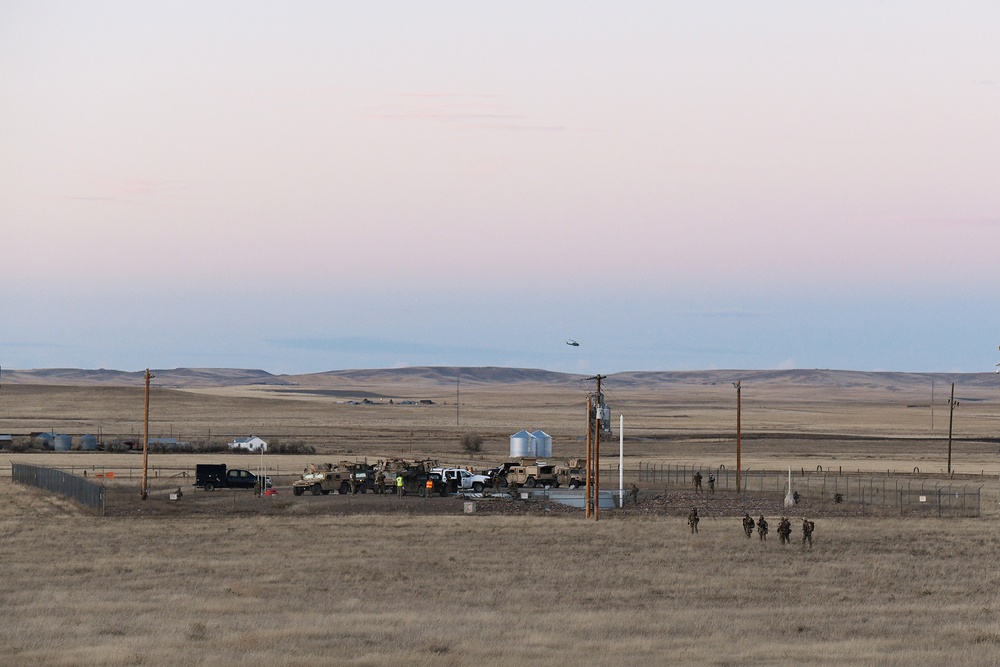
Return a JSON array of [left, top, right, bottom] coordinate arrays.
[[802, 518, 815, 548], [688, 507, 700, 534], [757, 515, 769, 541]]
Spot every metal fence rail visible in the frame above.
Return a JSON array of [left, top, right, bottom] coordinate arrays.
[[637, 462, 982, 516], [11, 462, 105, 514]]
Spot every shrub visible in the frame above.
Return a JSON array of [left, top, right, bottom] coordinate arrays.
[[460, 433, 483, 454]]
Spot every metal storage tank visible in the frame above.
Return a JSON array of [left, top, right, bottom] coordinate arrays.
[[54, 434, 73, 451], [530, 430, 552, 458], [79, 434, 98, 451], [510, 430, 534, 458]]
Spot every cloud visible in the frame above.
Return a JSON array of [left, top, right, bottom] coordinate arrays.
[[682, 309, 771, 319], [0, 341, 70, 349], [897, 216, 1000, 228], [62, 178, 190, 205], [367, 92, 565, 132], [267, 335, 502, 357]]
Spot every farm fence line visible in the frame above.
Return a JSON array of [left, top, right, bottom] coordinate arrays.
[[637, 462, 982, 517], [11, 462, 106, 514]]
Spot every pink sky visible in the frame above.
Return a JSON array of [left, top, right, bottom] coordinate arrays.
[[2, 2, 998, 373]]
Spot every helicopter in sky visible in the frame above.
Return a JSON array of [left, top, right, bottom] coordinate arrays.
[[565, 339, 580, 347]]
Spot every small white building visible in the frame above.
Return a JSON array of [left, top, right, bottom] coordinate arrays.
[[229, 436, 267, 452]]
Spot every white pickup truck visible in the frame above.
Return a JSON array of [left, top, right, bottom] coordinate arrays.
[[432, 467, 491, 493]]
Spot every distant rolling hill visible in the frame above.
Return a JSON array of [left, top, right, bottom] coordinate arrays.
[[0, 367, 289, 388], [1, 366, 997, 391]]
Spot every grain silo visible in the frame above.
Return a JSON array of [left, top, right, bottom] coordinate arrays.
[[509, 430, 533, 458], [79, 434, 98, 451], [53, 434, 73, 451], [530, 430, 552, 458]]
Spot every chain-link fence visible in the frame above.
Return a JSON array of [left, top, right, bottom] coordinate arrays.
[[637, 462, 983, 516], [11, 462, 105, 513]]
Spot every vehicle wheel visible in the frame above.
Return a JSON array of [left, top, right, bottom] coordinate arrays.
[[524, 477, 536, 488], [568, 480, 580, 490], [340, 482, 351, 495], [293, 486, 304, 496], [204, 483, 214, 492], [472, 482, 484, 493], [358, 485, 367, 494], [311, 484, 323, 496], [497, 477, 509, 488]]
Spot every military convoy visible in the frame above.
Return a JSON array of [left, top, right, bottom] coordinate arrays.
[[292, 459, 449, 497], [290, 457, 587, 497]]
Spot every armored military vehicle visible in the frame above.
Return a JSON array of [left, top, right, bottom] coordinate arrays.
[[494, 458, 559, 488], [292, 462, 366, 496]]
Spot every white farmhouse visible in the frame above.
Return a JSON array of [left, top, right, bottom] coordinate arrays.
[[228, 435, 267, 452]]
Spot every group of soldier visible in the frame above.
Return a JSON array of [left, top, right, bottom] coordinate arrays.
[[692, 471, 716, 495], [741, 512, 814, 547], [685, 472, 815, 546], [687, 509, 816, 547]]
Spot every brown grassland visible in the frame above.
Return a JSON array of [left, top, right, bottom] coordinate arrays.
[[2, 369, 1000, 665]]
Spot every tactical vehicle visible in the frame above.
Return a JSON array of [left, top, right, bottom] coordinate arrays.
[[292, 462, 368, 496], [554, 459, 587, 489], [494, 458, 559, 488]]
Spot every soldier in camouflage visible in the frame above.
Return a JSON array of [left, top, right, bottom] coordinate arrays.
[[802, 518, 815, 548], [777, 517, 792, 545]]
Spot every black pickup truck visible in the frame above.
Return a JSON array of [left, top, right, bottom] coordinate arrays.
[[194, 464, 271, 492]]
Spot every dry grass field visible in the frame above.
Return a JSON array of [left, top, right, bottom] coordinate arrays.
[[2, 368, 1000, 665], [3, 482, 1000, 666]]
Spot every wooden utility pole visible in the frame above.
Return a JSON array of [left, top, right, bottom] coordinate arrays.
[[947, 382, 958, 474], [585, 396, 593, 518], [586, 374, 606, 521], [594, 374, 603, 521], [141, 369, 154, 500], [734, 380, 742, 494]]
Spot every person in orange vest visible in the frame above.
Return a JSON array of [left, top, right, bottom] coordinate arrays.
[[425, 477, 434, 499]]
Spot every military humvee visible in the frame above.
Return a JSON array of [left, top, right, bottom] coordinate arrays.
[[292, 462, 366, 496], [554, 459, 587, 489], [495, 458, 559, 488]]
